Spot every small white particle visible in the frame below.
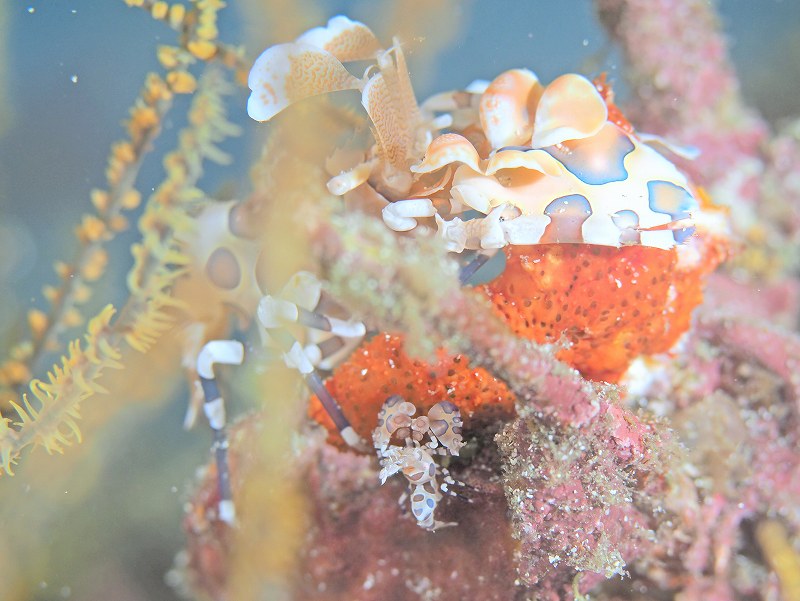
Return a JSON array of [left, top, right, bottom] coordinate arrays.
[[362, 573, 375, 590], [70, 75, 78, 84], [582, 39, 589, 47], [27, 7, 35, 13]]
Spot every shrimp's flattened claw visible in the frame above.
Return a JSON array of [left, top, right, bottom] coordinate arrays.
[[361, 69, 417, 176], [532, 73, 607, 148], [427, 401, 464, 455], [361, 44, 421, 176], [374, 395, 417, 451], [279, 271, 322, 312], [362, 74, 404, 167], [297, 15, 382, 62], [247, 42, 360, 122]]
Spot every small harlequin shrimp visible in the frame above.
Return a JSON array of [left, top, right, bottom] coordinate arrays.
[[373, 396, 466, 531]]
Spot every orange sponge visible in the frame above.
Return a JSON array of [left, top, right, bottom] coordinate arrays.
[[308, 333, 516, 449]]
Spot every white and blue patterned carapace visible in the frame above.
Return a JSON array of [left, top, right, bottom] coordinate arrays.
[[246, 15, 727, 255]]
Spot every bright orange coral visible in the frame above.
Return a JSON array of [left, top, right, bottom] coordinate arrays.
[[308, 333, 516, 448]]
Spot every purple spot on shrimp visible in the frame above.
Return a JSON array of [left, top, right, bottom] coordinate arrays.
[[673, 225, 696, 243], [206, 247, 241, 290], [543, 122, 634, 185], [647, 180, 696, 220], [611, 209, 641, 245], [541, 194, 592, 243], [647, 180, 699, 244], [385, 395, 403, 407]]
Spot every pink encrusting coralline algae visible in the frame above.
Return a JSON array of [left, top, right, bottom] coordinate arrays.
[[173, 2, 800, 600]]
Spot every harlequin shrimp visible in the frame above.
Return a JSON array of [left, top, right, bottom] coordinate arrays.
[[373, 396, 466, 530], [189, 13, 730, 530], [247, 15, 731, 383]]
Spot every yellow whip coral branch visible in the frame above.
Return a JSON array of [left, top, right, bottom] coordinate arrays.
[[756, 520, 800, 601], [117, 67, 241, 352], [0, 11, 227, 403], [0, 74, 175, 403], [0, 306, 121, 475], [0, 0, 243, 397], [124, 0, 250, 83], [0, 68, 240, 476]]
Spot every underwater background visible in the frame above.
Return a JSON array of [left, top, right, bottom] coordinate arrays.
[[1, 1, 799, 600]]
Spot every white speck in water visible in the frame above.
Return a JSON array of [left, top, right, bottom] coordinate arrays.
[[582, 39, 589, 47], [27, 7, 35, 13], [171, 486, 178, 493], [71, 9, 77, 14], [70, 75, 78, 84]]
